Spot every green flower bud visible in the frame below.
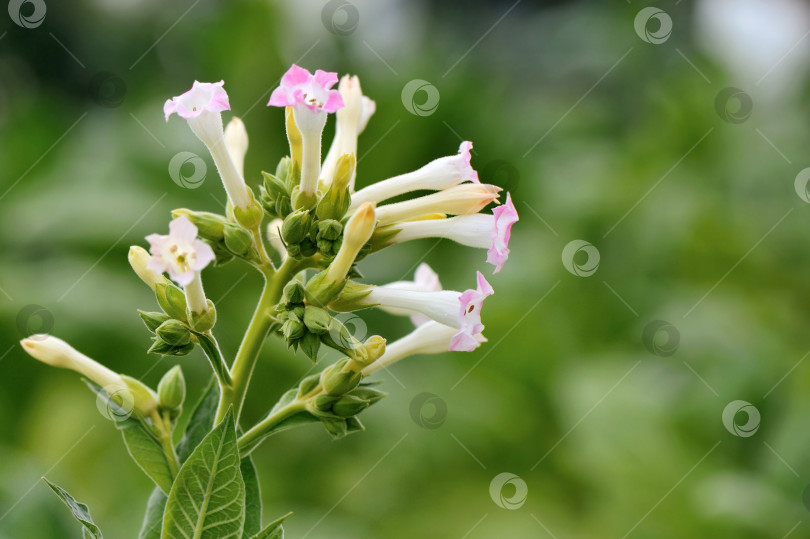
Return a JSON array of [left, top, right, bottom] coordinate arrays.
[[138, 310, 170, 333], [333, 153, 356, 191], [233, 194, 264, 229], [275, 156, 291, 185], [157, 365, 186, 413], [304, 270, 347, 307], [321, 358, 362, 396], [281, 210, 310, 245], [321, 417, 348, 438], [297, 373, 321, 398], [223, 224, 253, 255], [348, 386, 387, 405], [275, 196, 292, 218], [303, 306, 331, 335], [313, 393, 339, 411], [317, 219, 343, 241], [299, 238, 318, 258], [155, 319, 192, 347], [189, 300, 217, 332], [121, 375, 158, 417], [317, 239, 333, 255], [283, 281, 305, 304], [361, 336, 386, 364], [155, 282, 188, 322], [286, 243, 302, 258], [331, 395, 370, 417], [261, 170, 288, 198], [316, 155, 354, 221], [299, 331, 321, 362], [282, 315, 306, 342], [148, 339, 195, 357], [291, 304, 306, 320], [171, 209, 227, 241], [345, 416, 364, 433]]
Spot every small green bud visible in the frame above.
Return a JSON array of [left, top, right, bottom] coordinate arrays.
[[275, 156, 291, 184], [348, 387, 387, 405], [148, 339, 195, 357], [281, 210, 310, 245], [299, 331, 321, 362], [138, 310, 170, 333], [157, 365, 186, 412], [304, 270, 347, 307], [286, 243, 302, 258], [299, 238, 318, 258], [317, 219, 343, 241], [333, 153, 356, 190], [321, 358, 362, 396], [282, 315, 306, 342], [332, 395, 370, 417], [171, 209, 227, 241], [189, 300, 217, 332], [275, 196, 292, 218], [297, 373, 321, 398], [261, 171, 288, 198], [345, 416, 364, 433], [233, 194, 264, 229], [121, 375, 158, 417], [316, 154, 354, 220], [313, 394, 339, 411], [303, 306, 331, 335], [317, 239, 333, 255], [361, 336, 386, 364], [321, 417, 348, 438], [283, 281, 305, 304], [155, 319, 192, 347], [222, 224, 253, 256], [155, 283, 188, 322], [291, 304, 306, 320]]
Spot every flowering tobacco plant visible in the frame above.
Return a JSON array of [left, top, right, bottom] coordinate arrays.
[[20, 64, 518, 538]]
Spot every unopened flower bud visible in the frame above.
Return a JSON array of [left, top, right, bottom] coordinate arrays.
[[313, 393, 339, 411], [129, 246, 164, 291], [156, 319, 192, 347], [223, 224, 253, 256], [157, 365, 186, 413], [281, 210, 310, 245], [332, 395, 370, 417], [138, 310, 170, 333], [316, 154, 354, 221], [317, 219, 343, 241], [303, 306, 331, 335], [170, 209, 227, 242], [155, 282, 188, 322], [321, 358, 362, 396], [299, 331, 321, 362], [283, 281, 306, 304], [297, 373, 321, 398], [285, 107, 303, 169], [224, 117, 249, 178], [361, 336, 386, 364], [282, 315, 306, 342], [148, 340, 195, 357], [348, 386, 387, 405], [326, 202, 376, 283]]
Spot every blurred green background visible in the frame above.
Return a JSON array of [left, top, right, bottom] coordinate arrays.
[[3, 0, 810, 537]]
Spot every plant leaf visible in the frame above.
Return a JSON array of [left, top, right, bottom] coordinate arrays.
[[42, 478, 103, 539], [118, 419, 174, 494], [138, 487, 167, 539], [162, 412, 246, 538], [176, 377, 219, 463], [241, 456, 262, 538], [251, 512, 292, 539]]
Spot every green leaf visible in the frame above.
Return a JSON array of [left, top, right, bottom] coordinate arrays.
[[118, 419, 174, 494], [251, 512, 292, 539], [42, 478, 103, 539], [83, 380, 174, 494], [138, 487, 167, 539], [241, 456, 262, 538], [176, 377, 219, 463], [162, 412, 246, 538]]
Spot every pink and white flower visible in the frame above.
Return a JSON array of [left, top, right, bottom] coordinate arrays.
[[146, 216, 215, 314], [374, 183, 501, 226], [350, 141, 479, 209], [383, 192, 518, 273], [362, 271, 493, 351], [268, 65, 344, 198], [361, 320, 485, 376], [377, 263, 442, 326], [164, 81, 251, 208]]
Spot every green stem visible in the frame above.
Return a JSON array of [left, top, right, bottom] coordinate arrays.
[[237, 400, 307, 456], [151, 410, 180, 477]]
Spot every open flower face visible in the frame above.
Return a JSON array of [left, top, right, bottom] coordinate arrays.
[[268, 65, 344, 116], [450, 272, 494, 351], [164, 80, 230, 121], [146, 216, 215, 287], [488, 193, 519, 273]]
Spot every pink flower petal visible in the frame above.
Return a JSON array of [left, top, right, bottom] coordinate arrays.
[[268, 65, 344, 113], [165, 80, 230, 121], [322, 90, 345, 113], [169, 215, 198, 243], [281, 64, 311, 87], [163, 99, 177, 122], [313, 69, 339, 89], [487, 193, 518, 273], [172, 270, 195, 287], [192, 240, 216, 271], [458, 141, 480, 183], [268, 87, 293, 107]]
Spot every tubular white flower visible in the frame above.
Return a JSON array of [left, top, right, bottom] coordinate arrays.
[[184, 273, 208, 315], [326, 202, 376, 282], [389, 214, 493, 248], [374, 183, 501, 226], [21, 335, 128, 392], [164, 81, 252, 209], [349, 141, 478, 209], [362, 321, 478, 376], [128, 246, 164, 291], [377, 262, 442, 326], [322, 75, 375, 189], [224, 117, 249, 178]]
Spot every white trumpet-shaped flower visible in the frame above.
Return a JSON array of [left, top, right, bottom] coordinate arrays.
[[374, 183, 501, 226], [224, 117, 249, 178]]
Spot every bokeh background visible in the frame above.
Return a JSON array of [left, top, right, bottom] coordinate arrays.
[[3, 0, 810, 537]]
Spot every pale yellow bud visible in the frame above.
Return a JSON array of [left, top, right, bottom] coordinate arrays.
[[128, 246, 163, 291]]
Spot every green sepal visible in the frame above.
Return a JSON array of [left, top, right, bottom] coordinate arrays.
[[299, 331, 321, 362], [297, 374, 321, 398], [138, 310, 170, 333], [331, 395, 370, 417], [148, 338, 194, 357], [155, 319, 192, 347], [155, 282, 188, 322]]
